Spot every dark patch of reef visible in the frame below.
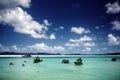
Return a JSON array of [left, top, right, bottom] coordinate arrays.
[[22, 64, 25, 66], [9, 62, 14, 65], [111, 57, 117, 61], [8, 56, 118, 68], [61, 57, 83, 65], [62, 59, 69, 63], [74, 57, 83, 65]]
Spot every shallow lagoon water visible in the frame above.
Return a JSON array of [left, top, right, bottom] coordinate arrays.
[[0, 55, 120, 80]]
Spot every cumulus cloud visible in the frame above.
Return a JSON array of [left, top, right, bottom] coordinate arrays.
[[82, 47, 91, 52], [43, 19, 52, 26], [111, 20, 120, 31], [83, 42, 95, 47], [0, 43, 65, 53], [12, 45, 17, 50], [0, 0, 31, 9], [50, 33, 56, 39], [71, 27, 91, 34], [0, 7, 50, 39], [108, 34, 120, 45], [65, 43, 79, 47], [105, 1, 120, 14], [0, 44, 10, 51], [0, 44, 26, 52], [54, 46, 65, 51], [0, 0, 51, 39], [28, 43, 64, 53], [69, 35, 93, 43], [65, 35, 95, 47]]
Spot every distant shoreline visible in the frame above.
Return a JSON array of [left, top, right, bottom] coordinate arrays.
[[0, 52, 120, 55], [0, 54, 120, 58]]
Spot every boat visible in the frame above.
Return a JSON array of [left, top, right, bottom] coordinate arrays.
[[22, 54, 31, 58]]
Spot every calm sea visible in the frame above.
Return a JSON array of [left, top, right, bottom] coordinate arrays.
[[0, 55, 120, 80]]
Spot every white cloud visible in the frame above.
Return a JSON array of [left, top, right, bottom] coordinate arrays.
[[28, 43, 64, 53], [83, 42, 95, 47], [0, 0, 31, 9], [12, 45, 17, 50], [0, 44, 3, 48], [60, 26, 64, 29], [108, 34, 120, 45], [0, 7, 50, 39], [0, 44, 4, 51], [0, 44, 10, 51], [28, 43, 52, 52], [50, 33, 56, 39], [0, 44, 22, 52], [80, 35, 93, 41], [55, 26, 64, 30], [71, 27, 91, 34], [66, 42, 95, 47], [102, 48, 107, 50], [65, 43, 79, 47], [105, 1, 120, 14], [0, 43, 65, 53], [95, 26, 99, 29], [96, 49, 100, 52], [82, 47, 91, 52], [54, 28, 59, 30], [111, 20, 120, 31], [69, 35, 93, 43], [66, 35, 95, 47], [43, 19, 52, 26], [0, 0, 51, 39], [54, 46, 64, 51], [85, 47, 91, 51]]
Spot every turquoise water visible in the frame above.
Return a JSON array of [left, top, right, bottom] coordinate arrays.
[[0, 55, 120, 80]]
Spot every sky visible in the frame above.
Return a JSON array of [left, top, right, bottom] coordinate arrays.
[[0, 0, 120, 54]]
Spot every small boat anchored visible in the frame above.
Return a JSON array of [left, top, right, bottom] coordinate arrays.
[[22, 54, 31, 58]]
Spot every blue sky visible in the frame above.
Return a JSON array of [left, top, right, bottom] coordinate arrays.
[[0, 0, 120, 54]]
